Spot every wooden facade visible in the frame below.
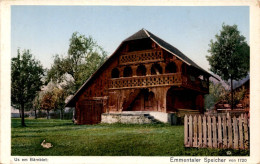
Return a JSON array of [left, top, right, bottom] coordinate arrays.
[[66, 29, 213, 125]]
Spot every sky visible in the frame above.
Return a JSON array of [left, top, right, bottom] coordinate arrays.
[[11, 6, 249, 71]]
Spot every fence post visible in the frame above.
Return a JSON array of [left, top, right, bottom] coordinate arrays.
[[239, 115, 244, 149], [189, 115, 193, 147], [218, 115, 222, 148], [233, 116, 239, 149], [203, 115, 207, 148], [227, 114, 233, 148], [198, 115, 202, 147], [207, 116, 212, 148], [193, 115, 198, 147], [223, 116, 227, 148], [244, 114, 249, 149], [212, 116, 217, 148], [184, 115, 188, 146]]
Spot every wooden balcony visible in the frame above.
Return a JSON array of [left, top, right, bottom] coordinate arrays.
[[119, 49, 163, 65], [108, 73, 209, 93], [109, 73, 182, 89]]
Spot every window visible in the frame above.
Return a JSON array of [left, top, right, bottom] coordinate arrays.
[[166, 62, 177, 73], [111, 68, 120, 78], [136, 65, 146, 76], [123, 66, 133, 77], [151, 63, 162, 75]]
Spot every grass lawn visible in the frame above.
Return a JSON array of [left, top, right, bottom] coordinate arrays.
[[11, 118, 249, 156]]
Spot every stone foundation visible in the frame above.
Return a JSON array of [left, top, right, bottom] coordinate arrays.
[[101, 111, 177, 124]]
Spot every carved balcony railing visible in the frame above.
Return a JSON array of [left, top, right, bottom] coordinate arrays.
[[119, 49, 163, 65], [108, 73, 209, 93], [109, 73, 182, 89]]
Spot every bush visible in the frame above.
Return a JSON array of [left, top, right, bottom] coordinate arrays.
[[205, 82, 226, 110]]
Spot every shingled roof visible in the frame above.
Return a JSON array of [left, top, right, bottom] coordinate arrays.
[[65, 28, 215, 107], [124, 29, 149, 41]]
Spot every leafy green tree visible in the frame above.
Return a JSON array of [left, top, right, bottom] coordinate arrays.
[[207, 24, 249, 109], [77, 51, 107, 86], [47, 32, 107, 93], [11, 49, 45, 126], [32, 92, 42, 119], [52, 87, 67, 119], [40, 91, 55, 119], [39, 81, 68, 119]]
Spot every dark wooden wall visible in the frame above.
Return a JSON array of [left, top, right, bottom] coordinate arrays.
[[74, 39, 209, 124]]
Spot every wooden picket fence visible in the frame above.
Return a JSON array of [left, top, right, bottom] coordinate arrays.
[[184, 113, 249, 149]]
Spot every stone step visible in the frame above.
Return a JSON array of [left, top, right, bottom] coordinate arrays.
[[143, 115, 161, 124]]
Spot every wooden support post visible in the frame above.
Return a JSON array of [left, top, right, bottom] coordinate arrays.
[[119, 67, 124, 77], [160, 62, 166, 74], [131, 65, 138, 77], [175, 60, 183, 73], [145, 63, 152, 76]]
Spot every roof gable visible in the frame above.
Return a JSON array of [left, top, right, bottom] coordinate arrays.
[[144, 29, 209, 74], [65, 28, 215, 107], [124, 29, 150, 42], [124, 29, 211, 74]]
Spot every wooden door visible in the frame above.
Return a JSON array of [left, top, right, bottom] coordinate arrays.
[[78, 100, 103, 124]]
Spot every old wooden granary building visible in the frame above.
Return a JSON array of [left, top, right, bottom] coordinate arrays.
[[66, 29, 213, 125]]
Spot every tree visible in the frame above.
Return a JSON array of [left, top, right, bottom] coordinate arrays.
[[52, 87, 67, 119], [76, 51, 107, 87], [207, 24, 249, 109], [32, 92, 42, 119], [40, 91, 55, 119], [47, 32, 107, 93], [39, 81, 68, 119], [11, 49, 45, 126]]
